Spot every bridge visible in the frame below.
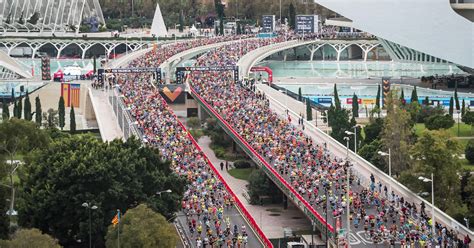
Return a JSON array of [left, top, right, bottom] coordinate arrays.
[[0, 37, 150, 59], [89, 35, 473, 247]]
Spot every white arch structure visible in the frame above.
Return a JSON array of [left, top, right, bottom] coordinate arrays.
[[0, 39, 149, 59], [0, 49, 32, 79], [0, 0, 105, 33]]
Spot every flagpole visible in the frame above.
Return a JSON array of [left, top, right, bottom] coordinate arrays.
[[117, 209, 120, 248]]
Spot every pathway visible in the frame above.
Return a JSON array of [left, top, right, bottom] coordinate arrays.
[[197, 135, 315, 240]]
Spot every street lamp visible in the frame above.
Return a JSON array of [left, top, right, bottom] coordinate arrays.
[[82, 202, 98, 248], [418, 174, 435, 236], [457, 110, 460, 137], [342, 137, 351, 247], [378, 149, 392, 195], [156, 189, 172, 196], [345, 126, 359, 154]]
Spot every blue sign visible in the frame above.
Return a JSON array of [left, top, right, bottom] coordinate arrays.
[[262, 15, 275, 33], [317, 97, 332, 104]]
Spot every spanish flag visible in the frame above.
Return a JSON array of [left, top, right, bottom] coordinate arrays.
[[112, 210, 120, 227]]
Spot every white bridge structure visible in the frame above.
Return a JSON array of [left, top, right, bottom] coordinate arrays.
[[0, 38, 150, 59], [0, 0, 105, 33]]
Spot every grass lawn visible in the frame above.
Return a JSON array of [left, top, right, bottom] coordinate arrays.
[[460, 159, 474, 171], [228, 168, 255, 181], [414, 123, 473, 137]]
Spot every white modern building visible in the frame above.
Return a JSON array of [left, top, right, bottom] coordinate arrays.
[[315, 0, 474, 69], [0, 0, 105, 33]]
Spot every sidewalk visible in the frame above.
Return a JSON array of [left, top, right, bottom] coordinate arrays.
[[88, 87, 123, 141], [197, 135, 314, 239]]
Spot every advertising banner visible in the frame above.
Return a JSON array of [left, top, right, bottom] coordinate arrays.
[[262, 15, 275, 33], [317, 98, 332, 104], [296, 15, 319, 34]]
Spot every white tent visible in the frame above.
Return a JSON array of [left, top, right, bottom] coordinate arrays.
[[190, 24, 199, 35], [150, 3, 168, 37]]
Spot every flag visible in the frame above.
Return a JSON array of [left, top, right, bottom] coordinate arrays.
[[70, 84, 81, 108], [112, 211, 120, 227], [61, 83, 70, 107]]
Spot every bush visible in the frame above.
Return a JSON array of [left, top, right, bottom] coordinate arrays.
[[187, 117, 201, 129], [234, 159, 252, 169], [465, 140, 474, 164], [416, 105, 445, 123], [425, 114, 455, 130]]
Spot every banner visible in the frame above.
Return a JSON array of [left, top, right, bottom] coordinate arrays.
[[382, 77, 391, 106], [296, 15, 319, 34], [362, 99, 376, 105], [262, 15, 275, 33], [175, 66, 239, 84], [99, 67, 161, 84], [346, 98, 362, 104], [61, 83, 81, 107], [158, 84, 186, 104], [41, 57, 51, 81]]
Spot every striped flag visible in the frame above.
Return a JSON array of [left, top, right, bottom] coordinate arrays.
[[111, 211, 120, 227], [70, 84, 81, 108], [61, 83, 70, 107]]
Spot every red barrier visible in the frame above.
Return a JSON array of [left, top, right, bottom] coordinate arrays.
[[250, 66, 273, 83], [157, 96, 274, 248], [190, 87, 335, 234]]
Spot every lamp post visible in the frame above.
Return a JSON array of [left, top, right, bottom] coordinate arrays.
[[345, 126, 358, 154], [343, 136, 351, 247], [82, 202, 98, 248], [418, 174, 435, 236], [378, 149, 391, 194], [457, 110, 460, 137], [156, 189, 172, 197]]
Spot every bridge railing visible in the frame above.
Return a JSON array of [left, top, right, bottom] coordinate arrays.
[[109, 88, 141, 140], [260, 85, 474, 238], [155, 94, 273, 248], [189, 86, 336, 241]]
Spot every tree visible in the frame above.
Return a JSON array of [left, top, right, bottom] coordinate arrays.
[[17, 97, 22, 119], [58, 96, 65, 130], [375, 84, 381, 109], [288, 3, 296, 29], [363, 118, 383, 145], [358, 139, 385, 170], [105, 204, 178, 248], [18, 135, 186, 247], [0, 154, 9, 239], [178, 11, 184, 32], [454, 86, 460, 110], [0, 119, 49, 224], [380, 90, 413, 175], [236, 22, 241, 35], [35, 96, 42, 126], [465, 139, 474, 164], [424, 96, 429, 106], [298, 87, 302, 101], [352, 93, 359, 118], [333, 84, 341, 110], [219, 18, 224, 35], [425, 114, 455, 130], [2, 98, 9, 120], [248, 169, 282, 204], [13, 101, 18, 119], [0, 228, 61, 248], [400, 89, 405, 105], [462, 111, 474, 125], [327, 104, 352, 144], [43, 109, 58, 128], [24, 91, 32, 121], [70, 106, 76, 134], [410, 86, 418, 104], [449, 96, 454, 117], [462, 99, 466, 117], [410, 130, 464, 214], [306, 98, 313, 121]]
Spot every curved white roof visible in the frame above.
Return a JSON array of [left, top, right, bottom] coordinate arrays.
[[314, 0, 474, 68]]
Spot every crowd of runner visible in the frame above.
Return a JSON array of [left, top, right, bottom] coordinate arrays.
[[187, 39, 472, 247], [114, 36, 261, 247]]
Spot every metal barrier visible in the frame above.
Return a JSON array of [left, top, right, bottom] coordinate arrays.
[[189, 86, 336, 242], [108, 89, 141, 140], [260, 85, 474, 239]]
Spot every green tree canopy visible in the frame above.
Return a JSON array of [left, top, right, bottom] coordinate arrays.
[[410, 86, 418, 104], [333, 84, 341, 110], [105, 204, 178, 248], [375, 85, 381, 109], [70, 106, 76, 134], [425, 114, 455, 130], [381, 90, 413, 175], [363, 118, 384, 145], [23, 91, 32, 121], [327, 104, 351, 144], [35, 96, 42, 126], [465, 139, 474, 164], [1, 98, 9, 121], [410, 130, 464, 215], [0, 228, 61, 248], [357, 139, 385, 171], [352, 93, 359, 118], [58, 96, 65, 130], [462, 111, 474, 125], [18, 135, 186, 247], [247, 169, 282, 204], [306, 98, 313, 121]]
